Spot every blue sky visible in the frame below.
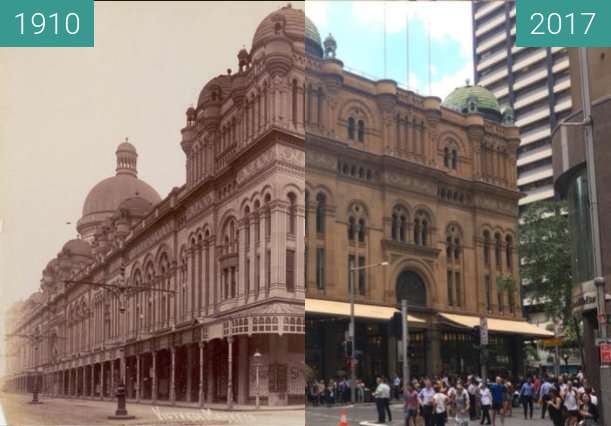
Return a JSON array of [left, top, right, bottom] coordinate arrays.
[[306, 1, 474, 99]]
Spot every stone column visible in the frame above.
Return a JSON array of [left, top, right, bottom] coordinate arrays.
[[207, 343, 214, 404], [237, 336, 249, 404], [199, 341, 205, 407], [170, 347, 176, 405], [100, 363, 104, 400], [426, 326, 442, 378], [186, 346, 193, 402], [270, 201, 287, 296], [227, 337, 233, 409], [110, 361, 114, 399], [248, 215, 257, 300], [295, 203, 305, 294], [136, 354, 141, 402], [82, 366, 86, 398], [152, 351, 157, 403], [238, 219, 247, 302], [90, 365, 94, 398]]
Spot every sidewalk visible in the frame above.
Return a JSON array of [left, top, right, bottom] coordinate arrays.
[[40, 393, 304, 411]]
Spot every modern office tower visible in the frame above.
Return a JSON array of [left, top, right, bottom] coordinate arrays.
[[472, 0, 572, 210]]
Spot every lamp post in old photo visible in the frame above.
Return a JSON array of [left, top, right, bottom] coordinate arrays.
[[253, 350, 263, 410]]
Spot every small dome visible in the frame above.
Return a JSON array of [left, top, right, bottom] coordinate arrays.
[[442, 84, 502, 122], [197, 74, 232, 108], [118, 196, 154, 217], [116, 141, 136, 154], [62, 239, 92, 257], [252, 5, 322, 57]]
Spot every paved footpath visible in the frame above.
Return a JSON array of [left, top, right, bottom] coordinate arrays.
[[306, 402, 555, 426], [0, 392, 304, 426]]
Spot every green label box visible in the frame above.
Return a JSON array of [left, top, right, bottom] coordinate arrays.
[[0, 0, 93, 47], [517, 0, 611, 47]]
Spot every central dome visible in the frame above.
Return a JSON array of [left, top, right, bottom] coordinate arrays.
[[77, 143, 161, 241], [442, 84, 502, 122]]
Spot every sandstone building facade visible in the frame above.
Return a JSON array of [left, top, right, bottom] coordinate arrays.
[[4, 5, 305, 407], [304, 24, 552, 381]]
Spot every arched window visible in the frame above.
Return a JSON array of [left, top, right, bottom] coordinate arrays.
[[358, 218, 366, 243], [316, 193, 326, 234], [494, 233, 502, 270], [347, 117, 355, 140], [287, 193, 297, 235], [357, 120, 365, 142], [347, 216, 356, 241], [505, 235, 513, 270], [396, 271, 427, 307], [483, 231, 491, 267], [451, 149, 458, 169], [446, 224, 462, 307], [413, 210, 430, 246], [391, 206, 408, 242], [443, 147, 450, 167]]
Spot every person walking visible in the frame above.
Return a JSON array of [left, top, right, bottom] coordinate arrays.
[[404, 383, 419, 426], [382, 377, 392, 423], [519, 377, 534, 419], [480, 382, 492, 425], [490, 377, 506, 426], [432, 384, 449, 426], [546, 388, 563, 426], [562, 381, 579, 426], [539, 376, 553, 419], [468, 377, 479, 420], [579, 392, 599, 426], [453, 380, 470, 426], [373, 377, 388, 424], [418, 379, 436, 426]]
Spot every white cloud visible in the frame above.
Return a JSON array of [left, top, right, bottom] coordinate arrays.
[[306, 1, 329, 28], [350, 1, 473, 58], [430, 61, 473, 99]]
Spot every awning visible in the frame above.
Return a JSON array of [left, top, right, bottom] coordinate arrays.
[[306, 298, 426, 324], [439, 312, 554, 338]]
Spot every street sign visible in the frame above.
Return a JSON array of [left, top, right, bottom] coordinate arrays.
[[543, 338, 562, 348], [600, 343, 611, 365], [480, 317, 489, 346]]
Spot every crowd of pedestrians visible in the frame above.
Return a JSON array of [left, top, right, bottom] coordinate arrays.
[[307, 371, 601, 426]]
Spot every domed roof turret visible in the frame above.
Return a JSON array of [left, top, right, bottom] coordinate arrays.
[[442, 84, 502, 122], [197, 74, 232, 108], [62, 238, 92, 258], [251, 5, 322, 57], [77, 142, 161, 242], [118, 196, 154, 218]]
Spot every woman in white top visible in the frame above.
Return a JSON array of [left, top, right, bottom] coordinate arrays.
[[479, 383, 492, 425], [432, 384, 449, 426], [562, 382, 579, 426]]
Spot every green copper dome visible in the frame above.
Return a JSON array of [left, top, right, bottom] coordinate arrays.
[[305, 16, 321, 47], [442, 85, 502, 121], [305, 15, 323, 57]]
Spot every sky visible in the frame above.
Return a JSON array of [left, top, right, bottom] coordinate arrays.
[[0, 1, 301, 363], [306, 1, 474, 98]]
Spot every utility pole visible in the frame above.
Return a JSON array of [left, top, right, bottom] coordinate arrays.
[[577, 47, 611, 425], [401, 299, 409, 393]]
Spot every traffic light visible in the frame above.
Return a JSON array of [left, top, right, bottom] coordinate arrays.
[[390, 312, 402, 338]]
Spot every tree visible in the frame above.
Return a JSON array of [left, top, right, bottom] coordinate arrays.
[[519, 200, 573, 327], [519, 200, 584, 369]]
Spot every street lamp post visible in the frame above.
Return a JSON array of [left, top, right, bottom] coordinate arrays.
[[253, 350, 262, 410], [349, 261, 389, 404]]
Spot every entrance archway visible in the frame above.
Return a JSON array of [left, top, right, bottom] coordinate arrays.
[[395, 270, 427, 307]]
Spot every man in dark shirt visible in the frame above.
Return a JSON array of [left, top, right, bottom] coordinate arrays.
[[489, 376, 506, 426]]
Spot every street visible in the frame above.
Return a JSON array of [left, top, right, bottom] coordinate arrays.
[[0, 392, 304, 426], [306, 403, 554, 426]]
